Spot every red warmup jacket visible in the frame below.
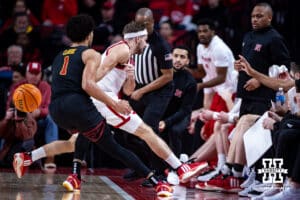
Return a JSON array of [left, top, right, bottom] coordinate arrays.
[[7, 80, 51, 119]]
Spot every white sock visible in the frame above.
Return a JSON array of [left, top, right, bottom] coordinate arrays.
[[165, 153, 182, 169], [221, 164, 231, 175], [217, 154, 226, 169], [31, 147, 46, 162]]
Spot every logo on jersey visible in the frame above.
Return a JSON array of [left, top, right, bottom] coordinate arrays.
[[254, 44, 262, 52], [258, 158, 288, 184], [174, 89, 183, 97]]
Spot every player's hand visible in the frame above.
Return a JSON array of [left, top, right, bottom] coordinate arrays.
[[262, 117, 276, 130], [130, 89, 144, 101], [124, 63, 135, 80], [159, 121, 166, 132], [244, 78, 261, 91], [115, 100, 132, 115]]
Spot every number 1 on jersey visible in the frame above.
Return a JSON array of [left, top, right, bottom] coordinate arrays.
[[60, 56, 69, 75]]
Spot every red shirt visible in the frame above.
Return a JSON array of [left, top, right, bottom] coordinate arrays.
[[42, 0, 78, 26]]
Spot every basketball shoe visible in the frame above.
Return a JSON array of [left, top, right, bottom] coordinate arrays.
[[155, 182, 173, 197], [177, 161, 209, 183], [202, 174, 244, 193], [13, 152, 33, 178], [63, 174, 81, 192]]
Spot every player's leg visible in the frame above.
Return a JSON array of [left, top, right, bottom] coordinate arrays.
[[13, 134, 78, 178]]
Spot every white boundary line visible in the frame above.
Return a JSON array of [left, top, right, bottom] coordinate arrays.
[[99, 176, 135, 200]]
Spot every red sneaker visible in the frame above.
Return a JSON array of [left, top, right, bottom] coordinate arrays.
[[13, 152, 33, 178], [62, 174, 81, 192], [155, 182, 173, 197], [177, 162, 209, 183], [204, 175, 244, 193]]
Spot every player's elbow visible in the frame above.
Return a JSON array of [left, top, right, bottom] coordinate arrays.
[[82, 80, 94, 94]]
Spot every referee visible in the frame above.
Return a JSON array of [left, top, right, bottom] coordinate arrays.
[[125, 8, 174, 182]]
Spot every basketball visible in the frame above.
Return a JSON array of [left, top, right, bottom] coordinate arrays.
[[13, 84, 42, 113]]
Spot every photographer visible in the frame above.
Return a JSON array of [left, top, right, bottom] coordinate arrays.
[[0, 106, 36, 167]]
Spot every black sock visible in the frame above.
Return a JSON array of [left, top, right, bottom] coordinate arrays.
[[72, 161, 81, 180], [233, 164, 244, 172]]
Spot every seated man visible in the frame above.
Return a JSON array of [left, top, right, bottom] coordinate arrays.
[[158, 45, 197, 157]]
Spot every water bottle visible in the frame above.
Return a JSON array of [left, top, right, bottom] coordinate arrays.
[[275, 87, 285, 105]]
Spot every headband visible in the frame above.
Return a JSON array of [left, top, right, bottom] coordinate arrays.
[[124, 29, 147, 39]]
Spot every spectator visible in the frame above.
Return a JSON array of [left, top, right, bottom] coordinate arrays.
[[160, 0, 196, 31], [6, 45, 24, 67], [0, 0, 40, 33], [93, 0, 124, 50], [0, 12, 40, 52], [159, 20, 175, 46], [158, 46, 197, 157], [0, 107, 37, 168], [7, 62, 59, 169], [192, 0, 228, 37], [42, 0, 78, 27], [16, 32, 42, 64]]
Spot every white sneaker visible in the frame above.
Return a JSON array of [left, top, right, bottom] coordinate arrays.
[[252, 183, 273, 193], [197, 169, 219, 182], [251, 186, 281, 200], [241, 169, 256, 188], [167, 170, 179, 185], [263, 188, 300, 200], [239, 180, 261, 197]]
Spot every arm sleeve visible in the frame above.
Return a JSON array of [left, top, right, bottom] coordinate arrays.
[[164, 81, 197, 128]]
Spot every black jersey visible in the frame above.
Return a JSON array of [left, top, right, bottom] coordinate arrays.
[[51, 46, 89, 100]]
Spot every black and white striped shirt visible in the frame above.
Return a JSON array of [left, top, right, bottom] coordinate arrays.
[[134, 31, 173, 85]]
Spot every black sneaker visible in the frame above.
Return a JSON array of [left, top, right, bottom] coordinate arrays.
[[123, 170, 142, 181]]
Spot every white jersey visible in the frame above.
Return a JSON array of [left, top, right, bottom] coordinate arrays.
[[197, 35, 237, 94], [91, 41, 143, 133], [96, 41, 129, 95]]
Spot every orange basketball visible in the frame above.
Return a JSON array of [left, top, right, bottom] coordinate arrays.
[[13, 84, 42, 112]]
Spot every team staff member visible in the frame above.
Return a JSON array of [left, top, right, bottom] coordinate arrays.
[[235, 2, 291, 116], [159, 46, 197, 157]]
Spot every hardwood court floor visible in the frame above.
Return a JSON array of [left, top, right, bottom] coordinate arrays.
[[0, 168, 249, 200]]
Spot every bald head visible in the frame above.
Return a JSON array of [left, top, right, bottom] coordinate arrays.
[[251, 3, 273, 30], [135, 8, 154, 34], [255, 2, 273, 17], [136, 8, 153, 19]]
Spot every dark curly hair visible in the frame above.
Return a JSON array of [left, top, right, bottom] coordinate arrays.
[[66, 14, 95, 43]]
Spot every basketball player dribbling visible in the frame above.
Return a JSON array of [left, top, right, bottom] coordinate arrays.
[[13, 15, 207, 197]]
